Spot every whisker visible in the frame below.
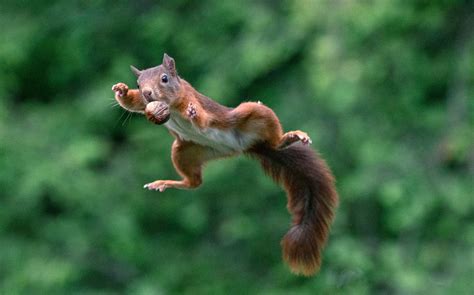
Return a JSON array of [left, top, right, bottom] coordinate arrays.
[[122, 111, 133, 126], [115, 110, 128, 128], [127, 112, 134, 125]]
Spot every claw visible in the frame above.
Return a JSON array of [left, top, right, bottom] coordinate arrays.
[[300, 136, 312, 145], [297, 133, 312, 145]]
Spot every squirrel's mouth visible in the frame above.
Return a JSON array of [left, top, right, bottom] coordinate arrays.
[[142, 89, 162, 103], [146, 94, 171, 106]]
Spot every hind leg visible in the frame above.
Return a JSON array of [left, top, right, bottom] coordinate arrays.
[[232, 102, 283, 147], [232, 102, 312, 149], [144, 139, 223, 192]]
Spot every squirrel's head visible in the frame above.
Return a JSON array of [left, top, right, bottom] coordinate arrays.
[[131, 53, 182, 105]]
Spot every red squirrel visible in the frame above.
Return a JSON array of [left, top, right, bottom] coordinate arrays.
[[112, 54, 339, 276]]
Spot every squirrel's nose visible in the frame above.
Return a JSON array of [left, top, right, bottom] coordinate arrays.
[[142, 88, 153, 100]]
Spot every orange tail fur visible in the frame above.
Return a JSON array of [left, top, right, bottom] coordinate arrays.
[[247, 143, 338, 276]]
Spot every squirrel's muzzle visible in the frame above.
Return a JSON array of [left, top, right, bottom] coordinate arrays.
[[142, 88, 153, 101]]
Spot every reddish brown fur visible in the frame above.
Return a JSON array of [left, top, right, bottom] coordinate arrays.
[[247, 144, 338, 275], [173, 85, 213, 129], [112, 54, 338, 275], [111, 83, 146, 112]]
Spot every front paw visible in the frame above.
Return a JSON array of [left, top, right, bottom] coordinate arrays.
[[186, 102, 197, 119], [112, 83, 129, 98]]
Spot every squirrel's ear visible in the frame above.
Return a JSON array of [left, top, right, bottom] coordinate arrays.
[[130, 65, 142, 78], [162, 53, 177, 76]]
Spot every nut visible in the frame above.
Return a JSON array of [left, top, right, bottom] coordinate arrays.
[[145, 101, 170, 125]]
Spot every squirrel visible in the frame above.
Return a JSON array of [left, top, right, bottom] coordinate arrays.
[[112, 53, 339, 276]]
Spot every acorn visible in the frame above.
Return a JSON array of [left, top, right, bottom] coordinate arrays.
[[145, 101, 170, 125]]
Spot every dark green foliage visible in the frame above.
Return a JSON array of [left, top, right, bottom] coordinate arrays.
[[0, 0, 472, 294]]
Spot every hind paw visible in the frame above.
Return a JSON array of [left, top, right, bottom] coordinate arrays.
[[144, 180, 170, 192], [279, 131, 312, 149]]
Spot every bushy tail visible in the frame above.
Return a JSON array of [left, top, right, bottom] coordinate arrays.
[[247, 143, 339, 276]]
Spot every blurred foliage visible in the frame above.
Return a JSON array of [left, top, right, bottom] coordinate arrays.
[[0, 0, 473, 294]]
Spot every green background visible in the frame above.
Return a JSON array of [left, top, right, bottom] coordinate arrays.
[[1, 0, 473, 294]]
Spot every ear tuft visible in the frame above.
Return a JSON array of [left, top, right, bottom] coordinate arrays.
[[130, 65, 141, 78], [162, 53, 177, 76]]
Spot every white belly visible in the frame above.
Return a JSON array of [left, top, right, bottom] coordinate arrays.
[[164, 114, 256, 153]]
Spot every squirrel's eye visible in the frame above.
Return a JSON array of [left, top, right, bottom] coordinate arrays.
[[137, 82, 140, 89], [161, 74, 168, 83]]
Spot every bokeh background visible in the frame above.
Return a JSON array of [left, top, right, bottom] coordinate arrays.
[[1, 0, 473, 294]]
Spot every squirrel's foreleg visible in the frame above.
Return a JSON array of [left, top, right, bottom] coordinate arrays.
[[182, 101, 211, 129], [112, 82, 146, 112]]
